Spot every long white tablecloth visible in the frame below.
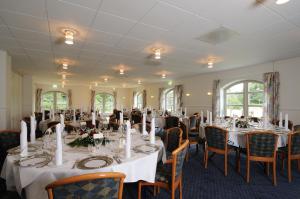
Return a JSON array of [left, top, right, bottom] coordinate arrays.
[[1, 132, 166, 199], [199, 124, 289, 148]]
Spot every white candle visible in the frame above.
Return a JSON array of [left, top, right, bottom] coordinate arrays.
[[142, 113, 147, 135], [279, 112, 283, 128], [92, 112, 96, 126], [207, 110, 209, 124], [30, 115, 36, 143], [209, 112, 213, 125], [285, 114, 289, 131], [120, 112, 123, 124], [201, 111, 204, 124]]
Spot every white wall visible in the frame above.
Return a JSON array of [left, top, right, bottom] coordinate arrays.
[[142, 56, 300, 124], [10, 71, 22, 129]]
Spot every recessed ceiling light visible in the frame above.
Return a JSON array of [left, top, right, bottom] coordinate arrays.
[[64, 29, 74, 45], [150, 95, 154, 98], [104, 78, 108, 82], [120, 69, 124, 75], [138, 80, 141, 84], [52, 84, 57, 88], [62, 62, 68, 70], [207, 92, 212, 96], [186, 93, 191, 96], [276, 0, 290, 5], [162, 74, 166, 78], [154, 49, 161, 60], [208, 62, 214, 68]]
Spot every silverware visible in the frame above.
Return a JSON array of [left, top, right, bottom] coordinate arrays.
[[113, 155, 122, 164], [72, 159, 79, 169]]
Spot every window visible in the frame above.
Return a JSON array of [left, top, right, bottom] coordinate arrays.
[[165, 89, 175, 112], [95, 93, 114, 114], [42, 91, 68, 110], [134, 92, 143, 109], [224, 81, 264, 117]]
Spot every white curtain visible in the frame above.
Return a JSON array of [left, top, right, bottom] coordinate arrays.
[[158, 88, 165, 110], [35, 88, 42, 112], [174, 85, 183, 111], [113, 91, 117, 109], [212, 80, 220, 120], [68, 89, 72, 109]]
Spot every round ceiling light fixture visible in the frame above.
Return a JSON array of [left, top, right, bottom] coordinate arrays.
[[138, 80, 142, 84], [154, 48, 161, 60], [119, 69, 124, 75], [208, 62, 214, 69], [276, 0, 290, 5], [162, 74, 166, 79], [64, 29, 75, 45], [62, 62, 68, 70], [104, 78, 108, 82]]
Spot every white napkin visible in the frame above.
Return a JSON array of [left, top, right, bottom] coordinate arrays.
[[20, 121, 28, 157], [55, 123, 63, 166], [92, 112, 96, 126], [201, 111, 204, 125], [207, 110, 209, 124], [150, 118, 155, 144], [279, 112, 283, 128], [125, 121, 131, 159], [285, 114, 289, 131], [30, 115, 36, 143], [120, 112, 123, 124], [142, 113, 147, 135], [60, 114, 65, 131], [209, 112, 213, 125], [73, 109, 76, 123]]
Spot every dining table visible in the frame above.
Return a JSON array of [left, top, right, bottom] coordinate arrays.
[[1, 129, 166, 199]]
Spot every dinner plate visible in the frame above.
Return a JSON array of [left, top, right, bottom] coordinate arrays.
[[7, 144, 39, 155], [76, 156, 113, 170], [133, 144, 160, 154], [15, 152, 52, 168]]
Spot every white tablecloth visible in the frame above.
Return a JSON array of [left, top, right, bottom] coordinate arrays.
[[1, 132, 166, 199], [199, 124, 289, 148]]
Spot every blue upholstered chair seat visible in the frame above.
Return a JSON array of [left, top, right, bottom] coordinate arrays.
[[188, 131, 199, 137]]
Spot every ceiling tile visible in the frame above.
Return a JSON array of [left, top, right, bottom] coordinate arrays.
[[92, 11, 136, 35], [0, 0, 46, 18], [0, 10, 49, 33], [57, 0, 102, 10], [140, 1, 190, 30], [126, 23, 167, 42], [101, 0, 157, 21], [0, 36, 20, 49], [88, 29, 122, 46], [115, 36, 151, 52], [9, 27, 50, 43], [0, 25, 12, 38], [47, 0, 96, 27], [18, 40, 52, 52]]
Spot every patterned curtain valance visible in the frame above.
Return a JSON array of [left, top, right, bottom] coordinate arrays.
[[35, 88, 42, 112], [158, 88, 165, 110], [68, 89, 72, 109], [212, 80, 220, 120], [113, 91, 117, 109], [174, 85, 183, 111], [263, 72, 280, 122], [142, 90, 147, 109]]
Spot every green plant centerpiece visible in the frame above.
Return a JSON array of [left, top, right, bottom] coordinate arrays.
[[235, 118, 250, 128], [68, 129, 104, 147]]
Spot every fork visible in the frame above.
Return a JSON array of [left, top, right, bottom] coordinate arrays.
[[72, 159, 80, 169]]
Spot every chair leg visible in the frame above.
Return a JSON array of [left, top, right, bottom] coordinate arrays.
[[298, 160, 300, 171], [153, 186, 156, 196], [171, 188, 175, 199], [288, 159, 292, 183], [246, 159, 250, 183], [281, 153, 285, 172], [196, 144, 199, 153], [273, 161, 277, 186], [235, 149, 241, 173], [179, 178, 183, 199], [265, 162, 270, 176], [138, 182, 142, 199], [224, 154, 228, 176], [205, 149, 208, 169]]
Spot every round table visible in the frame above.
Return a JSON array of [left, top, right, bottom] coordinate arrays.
[[1, 131, 166, 199]]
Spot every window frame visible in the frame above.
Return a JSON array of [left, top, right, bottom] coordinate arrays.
[[134, 92, 143, 110], [42, 91, 68, 110], [224, 80, 264, 117], [94, 92, 115, 114], [164, 88, 175, 112]]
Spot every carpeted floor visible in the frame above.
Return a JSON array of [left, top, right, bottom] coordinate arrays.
[[1, 146, 300, 199], [124, 146, 300, 199]]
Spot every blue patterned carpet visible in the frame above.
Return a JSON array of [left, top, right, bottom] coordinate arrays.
[[124, 146, 300, 199]]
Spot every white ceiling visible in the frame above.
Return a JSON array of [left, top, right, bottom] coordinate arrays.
[[0, 0, 300, 87]]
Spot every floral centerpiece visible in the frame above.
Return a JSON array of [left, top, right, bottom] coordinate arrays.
[[68, 130, 104, 147], [235, 118, 250, 128]]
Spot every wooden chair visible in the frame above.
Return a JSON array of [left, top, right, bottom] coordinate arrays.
[[246, 131, 279, 186], [165, 127, 183, 161], [293, 125, 300, 131], [188, 116, 200, 153], [204, 126, 238, 176], [280, 131, 300, 182], [45, 172, 125, 199], [165, 116, 179, 129], [138, 140, 189, 199]]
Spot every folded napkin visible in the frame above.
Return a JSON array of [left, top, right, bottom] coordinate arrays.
[[142, 113, 147, 135], [150, 118, 155, 144], [20, 121, 28, 157], [60, 114, 65, 131], [209, 112, 213, 125], [55, 123, 63, 166], [30, 115, 36, 143], [201, 111, 204, 124], [125, 121, 131, 158], [285, 114, 289, 131], [279, 112, 283, 128], [120, 112, 124, 124], [92, 112, 96, 126]]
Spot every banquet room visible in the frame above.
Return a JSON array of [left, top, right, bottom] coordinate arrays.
[[1, 0, 300, 198]]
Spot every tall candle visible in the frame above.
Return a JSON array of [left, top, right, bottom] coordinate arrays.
[[201, 111, 204, 124], [120, 112, 123, 124], [209, 112, 213, 125], [30, 115, 36, 143], [92, 112, 96, 126], [150, 118, 155, 144], [184, 107, 187, 117], [279, 112, 283, 128], [142, 113, 147, 135], [20, 121, 28, 157], [55, 123, 63, 166], [285, 114, 289, 131], [125, 121, 131, 158]]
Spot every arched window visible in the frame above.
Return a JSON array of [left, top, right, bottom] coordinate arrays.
[[165, 89, 175, 112], [42, 91, 68, 110], [224, 81, 264, 117], [134, 92, 143, 109], [95, 93, 114, 114]]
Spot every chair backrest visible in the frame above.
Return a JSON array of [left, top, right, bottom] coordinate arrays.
[[46, 172, 125, 199], [204, 126, 228, 150], [189, 115, 197, 130], [288, 131, 300, 155], [179, 122, 188, 140], [294, 125, 300, 132], [165, 116, 179, 129], [246, 131, 278, 158], [165, 127, 182, 153], [172, 140, 189, 181], [47, 121, 60, 128]]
